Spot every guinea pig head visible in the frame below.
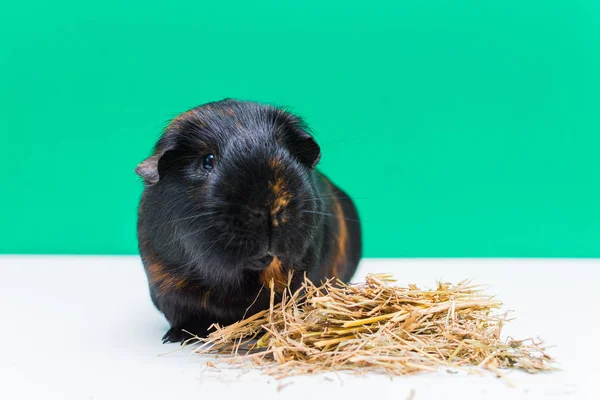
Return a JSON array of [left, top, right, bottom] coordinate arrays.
[[136, 100, 324, 277]]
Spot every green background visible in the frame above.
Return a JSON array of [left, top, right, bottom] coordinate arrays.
[[1, 1, 599, 257]]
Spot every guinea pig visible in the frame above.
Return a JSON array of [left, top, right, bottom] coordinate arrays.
[[135, 99, 362, 344]]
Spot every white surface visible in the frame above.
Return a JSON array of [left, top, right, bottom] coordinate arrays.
[[1, 256, 599, 399]]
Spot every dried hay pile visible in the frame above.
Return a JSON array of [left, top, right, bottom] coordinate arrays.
[[192, 273, 553, 380]]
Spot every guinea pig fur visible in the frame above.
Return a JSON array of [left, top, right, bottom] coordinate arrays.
[[135, 99, 362, 343]]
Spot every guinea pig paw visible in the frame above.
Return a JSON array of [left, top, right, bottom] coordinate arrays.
[[161, 327, 187, 344], [162, 325, 207, 345]]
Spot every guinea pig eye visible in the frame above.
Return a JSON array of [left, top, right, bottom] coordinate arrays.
[[201, 153, 215, 171]]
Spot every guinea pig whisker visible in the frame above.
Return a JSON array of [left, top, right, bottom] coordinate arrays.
[[285, 223, 306, 240], [163, 224, 213, 246], [199, 234, 229, 260], [298, 195, 341, 202], [298, 195, 368, 204], [154, 211, 220, 227], [300, 210, 336, 217], [235, 237, 243, 264], [224, 233, 238, 250], [300, 210, 361, 223], [176, 237, 226, 269]]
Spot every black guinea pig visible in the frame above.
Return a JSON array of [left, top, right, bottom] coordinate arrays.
[[135, 99, 362, 343]]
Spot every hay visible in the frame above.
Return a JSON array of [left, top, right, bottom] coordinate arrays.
[[191, 273, 553, 380]]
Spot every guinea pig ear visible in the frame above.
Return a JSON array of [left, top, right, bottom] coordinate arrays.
[[135, 146, 173, 185], [294, 134, 321, 168], [276, 110, 322, 168]]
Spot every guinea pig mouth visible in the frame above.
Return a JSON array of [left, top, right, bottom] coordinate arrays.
[[246, 253, 274, 271]]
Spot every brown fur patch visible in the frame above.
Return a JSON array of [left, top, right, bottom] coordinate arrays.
[[146, 261, 188, 293], [170, 109, 199, 127], [271, 187, 291, 216], [201, 291, 211, 308], [215, 107, 225, 117], [269, 157, 291, 222], [269, 157, 283, 169], [271, 178, 286, 198], [260, 256, 287, 292], [330, 197, 348, 278], [321, 177, 348, 279]]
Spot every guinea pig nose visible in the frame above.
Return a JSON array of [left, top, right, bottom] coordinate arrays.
[[248, 254, 274, 270], [257, 254, 274, 266]]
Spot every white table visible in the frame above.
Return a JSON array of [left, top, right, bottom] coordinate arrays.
[[1, 256, 598, 399]]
